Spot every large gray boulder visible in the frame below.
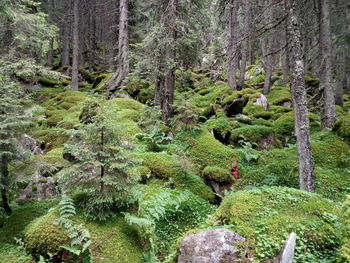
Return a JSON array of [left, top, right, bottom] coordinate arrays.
[[178, 229, 245, 263]]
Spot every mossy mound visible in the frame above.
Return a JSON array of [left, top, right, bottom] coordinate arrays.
[[24, 209, 69, 258], [192, 83, 233, 110], [23, 209, 144, 263], [212, 187, 342, 262], [137, 152, 176, 179], [230, 125, 275, 149], [202, 166, 233, 183], [266, 87, 291, 106], [0, 244, 34, 263], [137, 152, 215, 202], [178, 129, 237, 172], [333, 114, 350, 140], [273, 111, 320, 137], [31, 128, 69, 152]]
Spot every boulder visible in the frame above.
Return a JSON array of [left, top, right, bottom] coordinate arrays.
[[19, 172, 58, 201], [178, 229, 245, 263], [18, 134, 43, 156], [253, 94, 269, 111]]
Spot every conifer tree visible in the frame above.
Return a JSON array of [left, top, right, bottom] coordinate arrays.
[[0, 74, 28, 215], [58, 100, 139, 220]]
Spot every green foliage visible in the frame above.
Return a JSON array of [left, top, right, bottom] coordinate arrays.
[[58, 100, 140, 221], [338, 196, 350, 262], [125, 185, 215, 260], [212, 187, 342, 262]]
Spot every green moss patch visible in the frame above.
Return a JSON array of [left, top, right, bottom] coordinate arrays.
[[333, 114, 350, 140], [212, 187, 342, 262]]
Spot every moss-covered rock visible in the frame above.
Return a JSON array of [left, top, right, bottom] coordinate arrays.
[[31, 128, 69, 151], [338, 196, 350, 262], [212, 187, 342, 262], [333, 114, 350, 140], [202, 166, 233, 183], [179, 129, 237, 171], [273, 111, 320, 137], [230, 125, 275, 149], [24, 209, 68, 258], [137, 152, 176, 179], [266, 87, 291, 106]]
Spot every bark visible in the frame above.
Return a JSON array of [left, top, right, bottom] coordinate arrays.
[[238, 2, 250, 88], [228, 0, 238, 90], [106, 0, 129, 92], [285, 0, 315, 192], [319, 0, 337, 129], [1, 156, 12, 215], [88, 0, 97, 71], [71, 0, 80, 91], [61, 0, 71, 67], [335, 50, 346, 106], [47, 0, 54, 68], [161, 0, 177, 124]]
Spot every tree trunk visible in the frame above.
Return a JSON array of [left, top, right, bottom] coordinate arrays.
[[47, 0, 54, 68], [238, 1, 250, 88], [0, 156, 12, 215], [61, 0, 71, 67], [71, 0, 80, 91], [160, 0, 177, 124], [88, 0, 97, 71], [285, 0, 315, 193], [319, 0, 337, 129], [335, 50, 346, 106], [228, 0, 238, 90], [106, 0, 129, 92]]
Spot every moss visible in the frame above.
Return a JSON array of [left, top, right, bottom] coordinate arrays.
[[312, 134, 350, 168], [92, 73, 114, 91], [24, 209, 68, 258], [273, 111, 320, 137], [266, 87, 291, 106], [251, 117, 272, 127], [78, 215, 143, 263], [212, 187, 342, 262], [202, 166, 233, 183], [338, 196, 350, 262], [246, 73, 265, 84], [179, 129, 237, 171], [205, 115, 240, 135], [31, 128, 69, 151], [33, 87, 66, 104], [137, 152, 177, 179], [79, 69, 96, 83], [304, 76, 320, 88], [37, 147, 68, 167], [333, 114, 350, 140], [193, 83, 233, 110], [0, 243, 34, 263], [230, 125, 275, 147], [37, 77, 60, 87]]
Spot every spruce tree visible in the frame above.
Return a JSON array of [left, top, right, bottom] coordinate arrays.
[[0, 74, 28, 215], [58, 100, 140, 221]]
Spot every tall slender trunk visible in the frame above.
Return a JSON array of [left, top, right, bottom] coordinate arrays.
[[47, 0, 54, 68], [238, 2, 250, 88], [88, 0, 97, 71], [106, 0, 129, 92], [71, 0, 80, 91], [161, 0, 177, 124], [1, 156, 12, 215], [61, 0, 71, 67], [285, 0, 315, 192], [319, 0, 337, 129], [228, 0, 238, 90]]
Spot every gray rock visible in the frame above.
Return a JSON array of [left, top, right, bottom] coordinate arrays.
[[253, 94, 269, 111], [277, 232, 297, 263], [178, 229, 245, 263], [18, 134, 43, 156]]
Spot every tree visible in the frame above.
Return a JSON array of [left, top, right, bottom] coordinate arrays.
[[106, 0, 130, 92], [0, 75, 28, 215], [228, 0, 238, 90], [61, 0, 72, 67], [319, 0, 337, 129], [285, 0, 315, 192], [71, 0, 80, 91], [58, 100, 139, 220]]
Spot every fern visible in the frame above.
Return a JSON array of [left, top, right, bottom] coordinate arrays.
[[58, 195, 93, 263]]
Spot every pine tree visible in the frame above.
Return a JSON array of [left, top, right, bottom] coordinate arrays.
[[0, 74, 28, 215], [58, 100, 140, 221]]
